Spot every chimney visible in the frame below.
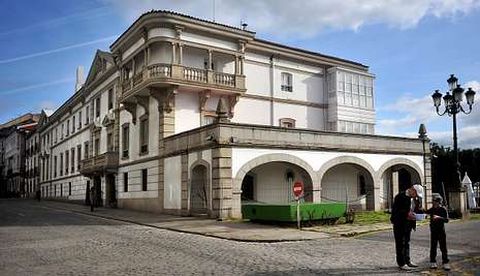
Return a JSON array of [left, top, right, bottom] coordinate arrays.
[[75, 66, 85, 92]]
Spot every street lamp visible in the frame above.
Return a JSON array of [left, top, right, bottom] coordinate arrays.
[[431, 74, 476, 216]]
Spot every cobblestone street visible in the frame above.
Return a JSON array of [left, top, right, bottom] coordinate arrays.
[[0, 200, 478, 275]]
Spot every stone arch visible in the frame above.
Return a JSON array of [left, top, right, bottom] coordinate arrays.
[[189, 159, 211, 216], [375, 158, 424, 185], [234, 153, 318, 192], [376, 157, 425, 210], [317, 156, 377, 210], [318, 156, 376, 185], [232, 153, 317, 218]]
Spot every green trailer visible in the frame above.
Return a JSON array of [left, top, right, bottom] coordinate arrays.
[[242, 202, 347, 222]]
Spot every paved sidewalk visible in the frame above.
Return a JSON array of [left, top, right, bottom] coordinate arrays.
[[35, 200, 450, 241], [39, 200, 331, 242]]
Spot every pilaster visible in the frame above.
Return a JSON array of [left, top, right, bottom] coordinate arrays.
[[211, 147, 233, 219], [150, 86, 177, 211], [181, 153, 189, 214]]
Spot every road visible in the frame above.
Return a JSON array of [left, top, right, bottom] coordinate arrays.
[[0, 199, 478, 275]]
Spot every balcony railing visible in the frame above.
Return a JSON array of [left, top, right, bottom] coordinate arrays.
[[122, 63, 245, 98], [79, 151, 119, 175]]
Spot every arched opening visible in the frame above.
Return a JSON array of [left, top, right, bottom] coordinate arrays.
[[190, 165, 208, 215], [321, 163, 375, 211], [240, 161, 314, 206], [381, 165, 422, 210]]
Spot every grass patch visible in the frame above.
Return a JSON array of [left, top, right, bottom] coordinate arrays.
[[353, 211, 391, 225], [469, 213, 480, 220], [336, 211, 391, 225]]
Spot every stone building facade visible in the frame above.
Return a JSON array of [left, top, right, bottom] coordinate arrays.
[[0, 113, 39, 197], [33, 11, 431, 218]]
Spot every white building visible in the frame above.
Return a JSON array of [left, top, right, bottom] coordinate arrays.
[[37, 11, 432, 218]]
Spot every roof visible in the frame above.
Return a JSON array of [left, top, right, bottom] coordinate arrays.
[[0, 113, 40, 129], [110, 10, 255, 50], [253, 39, 368, 69], [111, 10, 368, 69], [17, 122, 38, 131]]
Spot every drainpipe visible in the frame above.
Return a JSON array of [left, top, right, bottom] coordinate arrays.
[[269, 55, 275, 126]]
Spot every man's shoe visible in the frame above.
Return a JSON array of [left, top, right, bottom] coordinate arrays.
[[399, 265, 413, 271], [430, 262, 438, 269], [443, 263, 451, 271], [407, 262, 418, 268]]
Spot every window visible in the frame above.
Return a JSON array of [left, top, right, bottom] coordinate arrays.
[[72, 116, 75, 134], [90, 101, 95, 121], [68, 182, 72, 196], [142, 169, 148, 191], [61, 124, 64, 140], [59, 153, 63, 176], [77, 145, 82, 170], [95, 97, 101, 118], [279, 118, 295, 128], [108, 88, 114, 110], [84, 141, 89, 159], [107, 132, 113, 152], [54, 156, 57, 178], [123, 172, 128, 192], [139, 117, 149, 154], [85, 106, 90, 125], [122, 124, 129, 158], [94, 138, 100, 156], [66, 120, 70, 136], [281, 72, 293, 92], [55, 128, 58, 143], [65, 150, 69, 175], [60, 184, 63, 197], [71, 148, 75, 173], [78, 111, 82, 129]]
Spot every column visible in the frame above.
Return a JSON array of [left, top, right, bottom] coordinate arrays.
[[181, 153, 189, 214], [240, 56, 244, 75], [208, 50, 212, 70], [171, 42, 176, 64], [211, 147, 233, 219], [151, 87, 176, 211], [234, 55, 239, 75], [178, 44, 183, 65]]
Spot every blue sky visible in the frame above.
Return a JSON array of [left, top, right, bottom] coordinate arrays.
[[1, 0, 479, 148]]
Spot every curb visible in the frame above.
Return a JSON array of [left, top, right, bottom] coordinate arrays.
[[42, 204, 324, 243]]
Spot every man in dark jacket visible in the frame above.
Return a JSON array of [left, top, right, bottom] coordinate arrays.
[[390, 184, 423, 270]]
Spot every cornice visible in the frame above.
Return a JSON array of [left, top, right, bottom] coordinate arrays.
[[111, 11, 254, 54], [248, 40, 369, 72]]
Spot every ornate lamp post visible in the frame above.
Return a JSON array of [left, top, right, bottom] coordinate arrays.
[[431, 74, 476, 217]]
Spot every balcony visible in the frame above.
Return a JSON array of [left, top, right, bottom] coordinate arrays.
[[79, 151, 119, 176], [122, 63, 246, 99]]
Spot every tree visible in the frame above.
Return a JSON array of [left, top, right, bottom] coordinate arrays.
[[431, 143, 480, 194]]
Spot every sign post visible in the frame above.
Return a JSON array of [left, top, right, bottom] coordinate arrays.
[[293, 181, 304, 229]]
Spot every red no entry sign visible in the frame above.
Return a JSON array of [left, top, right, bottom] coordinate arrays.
[[293, 181, 304, 198]]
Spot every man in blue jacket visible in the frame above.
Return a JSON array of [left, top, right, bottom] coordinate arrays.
[[390, 184, 423, 270]]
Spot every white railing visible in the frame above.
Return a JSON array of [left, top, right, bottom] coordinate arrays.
[[214, 72, 235, 87], [184, 66, 207, 83], [149, 63, 171, 78]]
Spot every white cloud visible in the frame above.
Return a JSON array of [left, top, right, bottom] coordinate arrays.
[[377, 94, 440, 132], [378, 80, 480, 148], [407, 126, 480, 149], [102, 0, 480, 37], [464, 80, 480, 91]]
